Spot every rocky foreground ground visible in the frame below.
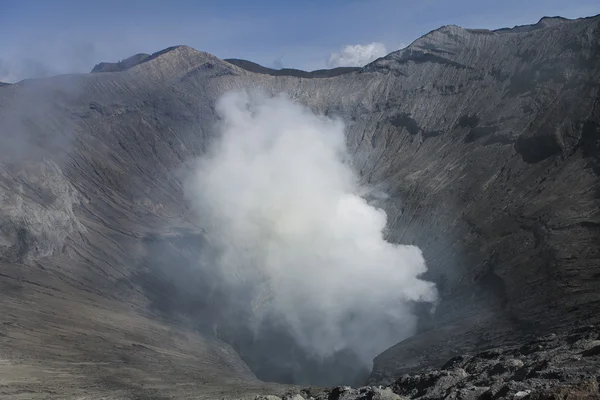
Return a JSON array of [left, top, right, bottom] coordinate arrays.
[[259, 325, 600, 400]]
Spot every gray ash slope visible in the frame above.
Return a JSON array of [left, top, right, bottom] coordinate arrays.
[[0, 14, 599, 399]]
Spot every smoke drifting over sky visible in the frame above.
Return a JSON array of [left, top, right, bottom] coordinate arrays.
[[327, 43, 388, 68], [185, 91, 437, 364]]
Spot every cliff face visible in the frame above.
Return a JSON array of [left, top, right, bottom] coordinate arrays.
[[355, 16, 600, 382], [0, 14, 598, 398]]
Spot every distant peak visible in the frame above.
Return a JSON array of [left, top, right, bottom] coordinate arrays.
[[90, 46, 206, 74], [91, 53, 151, 73], [420, 15, 577, 37], [361, 13, 597, 74], [224, 58, 359, 78], [493, 15, 573, 34], [88, 45, 241, 83], [539, 16, 569, 23], [437, 24, 466, 31], [145, 45, 199, 59]]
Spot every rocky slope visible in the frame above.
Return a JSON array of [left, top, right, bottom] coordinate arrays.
[[0, 13, 599, 399], [267, 325, 600, 400]]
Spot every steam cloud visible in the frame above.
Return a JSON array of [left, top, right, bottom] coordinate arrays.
[[185, 91, 437, 365], [327, 42, 387, 68]]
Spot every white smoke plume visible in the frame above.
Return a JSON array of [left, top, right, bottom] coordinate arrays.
[[185, 91, 437, 364], [327, 42, 387, 68]]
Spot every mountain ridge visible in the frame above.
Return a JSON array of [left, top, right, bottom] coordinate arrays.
[[86, 14, 600, 80]]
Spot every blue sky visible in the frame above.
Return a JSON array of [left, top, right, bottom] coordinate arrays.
[[1, 0, 599, 82]]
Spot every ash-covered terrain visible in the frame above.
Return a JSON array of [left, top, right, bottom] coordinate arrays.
[[0, 14, 599, 399]]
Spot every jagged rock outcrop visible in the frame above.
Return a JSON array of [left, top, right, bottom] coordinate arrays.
[[0, 159, 86, 262], [0, 13, 599, 399]]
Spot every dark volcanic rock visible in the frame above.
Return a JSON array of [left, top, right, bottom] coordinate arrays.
[[0, 14, 599, 399], [386, 326, 600, 400], [288, 326, 600, 400]]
